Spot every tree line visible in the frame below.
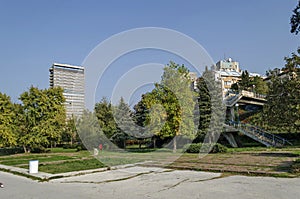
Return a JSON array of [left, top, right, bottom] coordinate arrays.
[[0, 86, 73, 152], [92, 62, 224, 152], [1, 1, 299, 152], [0, 58, 298, 153]]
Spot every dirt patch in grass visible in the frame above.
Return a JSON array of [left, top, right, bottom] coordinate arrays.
[[161, 151, 299, 177]]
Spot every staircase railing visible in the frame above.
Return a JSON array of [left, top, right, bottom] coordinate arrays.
[[224, 90, 266, 107], [226, 121, 292, 147], [225, 93, 242, 107]]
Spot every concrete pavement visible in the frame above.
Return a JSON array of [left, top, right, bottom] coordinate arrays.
[[1, 165, 300, 199]]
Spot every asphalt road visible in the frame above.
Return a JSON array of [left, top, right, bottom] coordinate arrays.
[[1, 166, 300, 199]]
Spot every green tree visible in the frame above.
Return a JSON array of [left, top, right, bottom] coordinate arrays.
[[239, 70, 251, 90], [94, 97, 117, 139], [63, 116, 79, 145], [19, 86, 66, 152], [134, 62, 197, 152], [112, 97, 136, 149], [195, 76, 211, 142], [134, 88, 167, 148], [263, 51, 300, 133], [231, 71, 268, 94], [0, 93, 17, 147], [196, 69, 225, 145], [290, 0, 300, 35], [76, 110, 105, 150], [251, 76, 268, 94]]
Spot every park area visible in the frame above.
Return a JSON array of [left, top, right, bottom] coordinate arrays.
[[1, 146, 300, 178]]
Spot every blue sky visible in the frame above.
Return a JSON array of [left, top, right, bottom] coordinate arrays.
[[0, 0, 299, 105]]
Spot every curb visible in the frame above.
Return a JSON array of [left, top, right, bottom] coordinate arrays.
[[0, 161, 154, 181]]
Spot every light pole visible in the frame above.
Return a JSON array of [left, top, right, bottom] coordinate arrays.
[[235, 103, 239, 124]]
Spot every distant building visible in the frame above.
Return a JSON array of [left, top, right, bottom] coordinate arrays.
[[49, 63, 84, 118], [216, 57, 241, 72], [188, 72, 198, 90], [214, 58, 242, 98], [264, 68, 298, 83]]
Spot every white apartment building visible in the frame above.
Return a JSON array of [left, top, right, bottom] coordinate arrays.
[[49, 63, 84, 118]]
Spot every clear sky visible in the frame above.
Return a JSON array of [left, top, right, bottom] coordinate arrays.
[[0, 0, 299, 105]]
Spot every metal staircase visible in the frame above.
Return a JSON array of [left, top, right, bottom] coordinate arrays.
[[224, 93, 242, 107], [226, 121, 292, 147], [224, 90, 267, 107]]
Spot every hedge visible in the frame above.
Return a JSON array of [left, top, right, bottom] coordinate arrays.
[[183, 143, 227, 153]]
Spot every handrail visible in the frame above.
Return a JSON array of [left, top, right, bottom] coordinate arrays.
[[224, 90, 266, 107], [226, 121, 291, 147], [241, 90, 266, 99], [225, 93, 242, 106]]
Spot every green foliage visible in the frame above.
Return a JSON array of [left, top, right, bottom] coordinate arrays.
[[263, 50, 300, 133], [62, 116, 79, 145], [94, 97, 117, 138], [231, 71, 268, 94], [196, 76, 211, 142], [134, 62, 197, 152], [290, 0, 300, 35], [110, 132, 130, 149], [0, 93, 17, 147], [239, 70, 251, 90], [183, 143, 227, 153], [76, 110, 104, 149], [111, 97, 137, 149], [291, 158, 300, 173], [251, 76, 268, 94], [113, 97, 136, 137], [196, 69, 225, 144], [0, 147, 24, 155], [18, 86, 66, 152]]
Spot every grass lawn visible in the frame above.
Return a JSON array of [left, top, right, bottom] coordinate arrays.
[[0, 147, 300, 176]]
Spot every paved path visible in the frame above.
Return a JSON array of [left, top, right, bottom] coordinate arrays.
[[1, 166, 300, 199]]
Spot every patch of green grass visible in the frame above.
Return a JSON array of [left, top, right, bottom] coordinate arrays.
[[0, 155, 78, 166], [37, 159, 105, 174], [290, 158, 300, 174], [96, 157, 143, 166], [49, 148, 77, 153], [227, 147, 274, 153]]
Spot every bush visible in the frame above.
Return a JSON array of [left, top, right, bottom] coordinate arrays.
[[183, 143, 227, 153], [31, 146, 51, 153], [291, 159, 300, 173], [62, 144, 78, 149], [0, 147, 24, 155], [76, 143, 87, 151]]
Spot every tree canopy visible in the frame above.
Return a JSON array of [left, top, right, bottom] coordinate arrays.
[[0, 93, 17, 147], [18, 86, 66, 152], [290, 0, 300, 35]]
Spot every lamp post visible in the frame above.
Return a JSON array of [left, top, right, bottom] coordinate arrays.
[[235, 103, 239, 124]]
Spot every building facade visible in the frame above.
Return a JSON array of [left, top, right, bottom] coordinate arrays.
[[49, 63, 84, 118], [214, 58, 242, 98]]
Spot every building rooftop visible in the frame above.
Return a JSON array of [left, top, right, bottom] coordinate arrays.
[[216, 70, 241, 77], [52, 63, 84, 70]]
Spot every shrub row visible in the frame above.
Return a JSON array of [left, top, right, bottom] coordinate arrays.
[[183, 143, 228, 153], [0, 147, 24, 155], [291, 159, 300, 173], [63, 143, 87, 151]]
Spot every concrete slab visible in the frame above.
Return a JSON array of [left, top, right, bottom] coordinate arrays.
[[1, 166, 300, 199]]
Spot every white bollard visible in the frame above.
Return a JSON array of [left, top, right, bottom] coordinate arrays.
[[29, 160, 39, 174]]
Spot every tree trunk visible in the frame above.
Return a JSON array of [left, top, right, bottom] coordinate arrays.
[[153, 137, 156, 148], [23, 145, 27, 153], [173, 136, 177, 153]]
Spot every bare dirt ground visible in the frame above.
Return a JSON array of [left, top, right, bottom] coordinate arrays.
[[142, 150, 299, 177]]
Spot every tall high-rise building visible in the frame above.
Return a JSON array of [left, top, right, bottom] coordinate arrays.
[[49, 63, 84, 118]]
